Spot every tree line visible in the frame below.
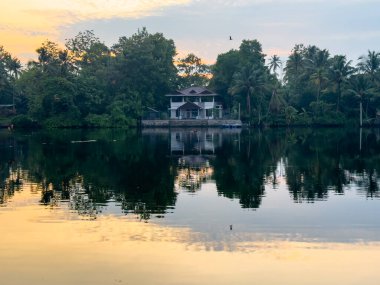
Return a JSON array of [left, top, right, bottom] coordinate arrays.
[[1, 28, 380, 127]]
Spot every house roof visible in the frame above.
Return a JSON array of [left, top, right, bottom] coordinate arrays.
[[166, 86, 218, 97], [177, 102, 203, 110]]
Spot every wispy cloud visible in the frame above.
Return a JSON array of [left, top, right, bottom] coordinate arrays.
[[1, 0, 380, 63], [1, 0, 192, 30], [0, 0, 191, 61]]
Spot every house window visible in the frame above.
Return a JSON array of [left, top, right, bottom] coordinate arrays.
[[192, 110, 198, 118], [172, 96, 183, 102], [176, 109, 180, 118], [206, 109, 212, 117]]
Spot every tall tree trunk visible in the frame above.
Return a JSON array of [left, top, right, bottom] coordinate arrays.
[[258, 106, 261, 125], [246, 91, 251, 117], [360, 97, 363, 127], [12, 89, 15, 113], [317, 80, 321, 104], [247, 134, 251, 158], [258, 95, 263, 126], [336, 82, 341, 112], [267, 89, 276, 116]]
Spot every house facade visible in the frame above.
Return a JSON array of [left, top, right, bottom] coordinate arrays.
[[166, 87, 223, 119]]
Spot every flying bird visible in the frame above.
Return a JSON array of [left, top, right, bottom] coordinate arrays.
[[229, 36, 232, 40]]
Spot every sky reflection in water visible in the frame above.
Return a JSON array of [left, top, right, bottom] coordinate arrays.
[[0, 128, 380, 285]]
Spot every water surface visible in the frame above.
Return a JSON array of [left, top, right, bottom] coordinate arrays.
[[1, 128, 379, 285]]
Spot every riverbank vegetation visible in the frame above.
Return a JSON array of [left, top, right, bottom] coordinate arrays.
[[1, 28, 380, 128]]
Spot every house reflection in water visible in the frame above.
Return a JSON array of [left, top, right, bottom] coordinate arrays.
[[175, 156, 213, 192], [170, 128, 240, 192], [170, 128, 224, 155]]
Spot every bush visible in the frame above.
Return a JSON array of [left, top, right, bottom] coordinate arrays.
[[160, 112, 169, 120], [84, 114, 112, 128], [11, 115, 39, 128], [43, 115, 81, 128], [285, 106, 298, 125]]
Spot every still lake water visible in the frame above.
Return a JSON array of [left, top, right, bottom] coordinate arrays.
[[1, 128, 380, 285]]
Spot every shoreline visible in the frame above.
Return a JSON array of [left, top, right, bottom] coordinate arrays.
[[2, 124, 380, 130]]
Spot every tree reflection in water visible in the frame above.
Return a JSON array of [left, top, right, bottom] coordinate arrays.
[[0, 128, 379, 219], [68, 177, 99, 220]]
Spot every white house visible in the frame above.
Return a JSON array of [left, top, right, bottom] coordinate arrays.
[[166, 87, 223, 119]]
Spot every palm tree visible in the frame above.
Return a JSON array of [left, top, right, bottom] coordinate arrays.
[[310, 49, 329, 103], [37, 47, 49, 69], [348, 75, 373, 127], [0, 48, 10, 91], [6, 57, 21, 79], [358, 50, 380, 83], [268, 87, 286, 119], [229, 65, 265, 123], [284, 45, 304, 88], [3, 55, 21, 112], [7, 57, 21, 112], [58, 49, 71, 75], [268, 55, 282, 78], [328, 55, 354, 112], [310, 67, 328, 104], [267, 55, 284, 121]]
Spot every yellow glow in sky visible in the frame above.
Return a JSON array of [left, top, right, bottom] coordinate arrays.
[[0, 0, 191, 61]]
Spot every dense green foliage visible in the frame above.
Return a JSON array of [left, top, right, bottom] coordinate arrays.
[[1, 30, 380, 127], [176, 53, 210, 89], [211, 42, 380, 126], [0, 46, 21, 116], [2, 29, 179, 128]]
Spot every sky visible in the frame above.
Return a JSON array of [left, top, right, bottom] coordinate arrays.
[[1, 0, 380, 64]]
